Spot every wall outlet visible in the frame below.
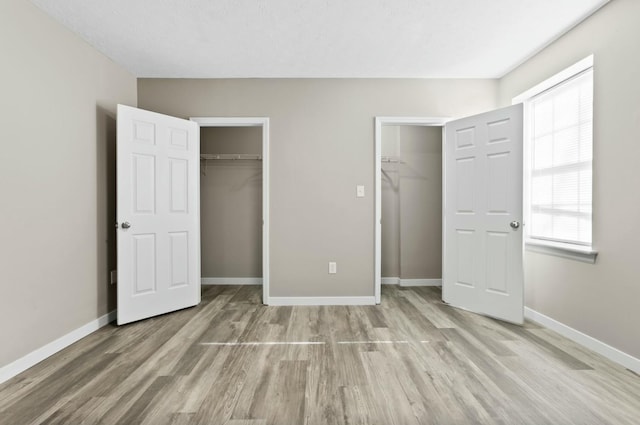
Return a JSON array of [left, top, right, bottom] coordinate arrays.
[[328, 262, 337, 274], [110, 270, 117, 284]]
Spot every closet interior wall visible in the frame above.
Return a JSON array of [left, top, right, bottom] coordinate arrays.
[[381, 125, 442, 282], [200, 127, 263, 281]]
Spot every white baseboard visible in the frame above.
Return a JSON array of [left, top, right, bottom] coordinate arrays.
[[268, 296, 376, 306], [0, 310, 117, 385], [524, 307, 640, 375], [382, 277, 442, 287], [201, 277, 263, 285], [400, 279, 442, 287]]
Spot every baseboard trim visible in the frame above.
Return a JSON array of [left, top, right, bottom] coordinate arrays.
[[381, 277, 442, 287], [524, 307, 640, 375], [381, 277, 400, 285], [201, 277, 263, 285], [0, 310, 117, 385], [400, 279, 442, 287], [268, 296, 376, 306]]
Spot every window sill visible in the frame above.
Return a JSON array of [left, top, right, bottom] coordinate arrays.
[[525, 240, 598, 264]]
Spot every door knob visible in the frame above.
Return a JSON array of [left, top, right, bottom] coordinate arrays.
[[121, 222, 131, 229], [510, 220, 520, 230]]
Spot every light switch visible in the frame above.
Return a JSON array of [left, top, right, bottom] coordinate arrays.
[[356, 185, 365, 198], [328, 262, 337, 274]]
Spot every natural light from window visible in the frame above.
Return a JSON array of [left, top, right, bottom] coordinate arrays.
[[527, 68, 593, 246], [514, 55, 595, 257]]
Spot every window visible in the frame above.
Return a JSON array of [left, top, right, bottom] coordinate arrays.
[[514, 56, 596, 262]]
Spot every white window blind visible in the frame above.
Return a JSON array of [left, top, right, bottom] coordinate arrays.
[[527, 68, 593, 246]]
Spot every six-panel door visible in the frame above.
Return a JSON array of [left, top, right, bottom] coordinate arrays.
[[443, 104, 524, 324], [117, 104, 200, 325]]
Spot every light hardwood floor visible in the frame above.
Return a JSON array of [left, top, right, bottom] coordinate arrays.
[[1, 285, 639, 425]]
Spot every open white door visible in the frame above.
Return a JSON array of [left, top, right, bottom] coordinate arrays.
[[117, 105, 200, 325], [443, 104, 524, 324]]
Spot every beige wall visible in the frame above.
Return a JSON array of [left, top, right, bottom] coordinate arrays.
[[139, 78, 496, 297], [200, 127, 263, 278], [381, 126, 442, 279], [0, 0, 137, 368], [399, 126, 442, 279], [498, 0, 640, 358], [201, 127, 263, 154], [381, 127, 401, 277]]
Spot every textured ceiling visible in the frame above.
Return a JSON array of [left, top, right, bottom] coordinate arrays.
[[30, 0, 608, 78]]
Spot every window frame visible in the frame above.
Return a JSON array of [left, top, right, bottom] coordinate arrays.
[[513, 55, 598, 263]]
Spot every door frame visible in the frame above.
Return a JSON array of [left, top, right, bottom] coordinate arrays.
[[190, 117, 270, 304], [374, 117, 449, 304]]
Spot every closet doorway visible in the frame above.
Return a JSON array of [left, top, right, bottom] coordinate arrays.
[[374, 117, 447, 304], [191, 117, 270, 304]]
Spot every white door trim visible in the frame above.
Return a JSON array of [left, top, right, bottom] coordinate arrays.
[[191, 117, 270, 305], [374, 117, 449, 304]]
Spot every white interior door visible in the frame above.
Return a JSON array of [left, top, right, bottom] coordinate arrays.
[[443, 104, 524, 324], [117, 104, 200, 325]]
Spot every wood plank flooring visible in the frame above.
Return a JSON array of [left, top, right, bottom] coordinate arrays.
[[1, 285, 639, 424]]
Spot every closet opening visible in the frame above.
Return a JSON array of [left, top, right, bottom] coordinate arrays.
[[191, 117, 270, 304], [374, 117, 447, 304]]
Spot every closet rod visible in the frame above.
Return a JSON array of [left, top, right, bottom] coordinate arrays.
[[200, 153, 262, 161], [381, 156, 402, 163]]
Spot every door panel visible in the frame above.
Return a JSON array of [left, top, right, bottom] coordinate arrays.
[[486, 231, 508, 293], [455, 230, 475, 287], [133, 154, 156, 213], [117, 104, 200, 325], [169, 232, 189, 288], [455, 157, 476, 213], [133, 234, 156, 294], [169, 158, 188, 213], [443, 104, 524, 324]]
